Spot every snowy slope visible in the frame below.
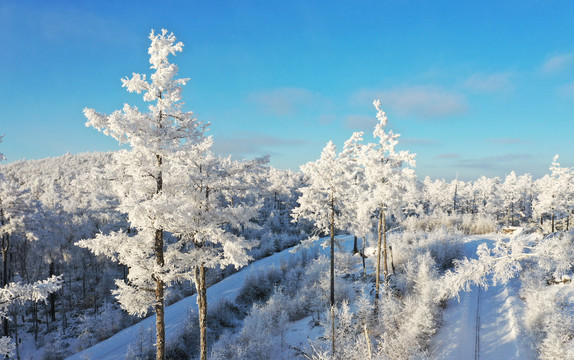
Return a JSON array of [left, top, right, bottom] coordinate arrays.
[[67, 236, 352, 360], [431, 236, 532, 360]]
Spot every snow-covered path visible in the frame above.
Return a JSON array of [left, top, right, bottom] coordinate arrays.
[[431, 236, 532, 360]]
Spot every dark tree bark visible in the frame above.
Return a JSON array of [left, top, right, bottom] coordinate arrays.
[[329, 196, 335, 357], [49, 261, 56, 322], [375, 210, 383, 302], [195, 264, 207, 360], [154, 153, 166, 360]]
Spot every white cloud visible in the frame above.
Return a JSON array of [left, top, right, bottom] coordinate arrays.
[[486, 137, 529, 145], [211, 132, 306, 157], [248, 87, 323, 116], [455, 153, 532, 170], [464, 72, 513, 93], [435, 153, 460, 159], [558, 82, 574, 98], [542, 53, 574, 74], [344, 114, 376, 129], [401, 138, 439, 146], [352, 86, 469, 119]]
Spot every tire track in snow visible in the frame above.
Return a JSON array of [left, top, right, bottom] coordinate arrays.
[[431, 236, 532, 360], [474, 287, 480, 360]]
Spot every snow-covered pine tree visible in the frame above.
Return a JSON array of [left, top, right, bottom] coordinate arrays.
[[0, 135, 4, 162], [79, 29, 206, 360], [292, 139, 356, 357], [165, 150, 263, 360], [473, 175, 502, 218], [0, 137, 62, 357], [359, 100, 415, 301], [533, 155, 573, 232]]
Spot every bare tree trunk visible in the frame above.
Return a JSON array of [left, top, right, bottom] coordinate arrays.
[[195, 264, 208, 360], [383, 211, 388, 285], [2, 232, 9, 337], [551, 213, 555, 233], [154, 154, 165, 360], [389, 245, 395, 275], [353, 236, 358, 254], [375, 210, 382, 302], [361, 237, 366, 277], [330, 305, 336, 360], [329, 197, 335, 307], [154, 278, 165, 360], [329, 196, 335, 357], [49, 261, 56, 322]]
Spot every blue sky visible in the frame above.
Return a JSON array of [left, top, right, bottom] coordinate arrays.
[[1, 0, 573, 180]]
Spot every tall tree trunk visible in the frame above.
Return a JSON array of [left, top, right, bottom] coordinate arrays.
[[49, 261, 56, 322], [551, 213, 555, 233], [375, 210, 383, 302], [389, 245, 395, 275], [195, 264, 207, 360], [2, 232, 9, 337], [154, 154, 165, 360], [383, 211, 388, 285], [361, 237, 366, 277], [329, 197, 335, 307], [329, 196, 335, 357], [353, 236, 358, 255], [154, 273, 165, 360]]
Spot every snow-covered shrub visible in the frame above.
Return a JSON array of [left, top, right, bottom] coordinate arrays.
[[390, 228, 463, 271], [518, 231, 574, 359], [124, 327, 155, 360], [236, 265, 282, 305], [404, 212, 497, 235], [209, 295, 290, 360], [460, 214, 497, 234]]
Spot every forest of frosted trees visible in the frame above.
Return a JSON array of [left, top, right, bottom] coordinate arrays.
[[0, 30, 573, 360]]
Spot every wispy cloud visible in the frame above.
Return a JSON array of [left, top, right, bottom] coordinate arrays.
[[558, 82, 574, 98], [248, 87, 325, 116], [464, 72, 513, 93], [486, 137, 529, 145], [435, 153, 460, 159], [542, 53, 574, 74], [454, 153, 532, 170], [352, 86, 469, 119], [401, 138, 439, 146], [212, 132, 306, 157], [344, 114, 375, 129]]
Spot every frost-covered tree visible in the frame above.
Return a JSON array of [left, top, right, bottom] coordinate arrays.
[[500, 171, 532, 226], [533, 155, 573, 232], [473, 176, 502, 217], [292, 139, 356, 356], [422, 177, 456, 216], [293, 141, 354, 309], [79, 29, 206, 360], [0, 277, 61, 357], [166, 151, 262, 360], [359, 100, 415, 300], [0, 135, 5, 162], [0, 174, 39, 337], [0, 137, 62, 357]]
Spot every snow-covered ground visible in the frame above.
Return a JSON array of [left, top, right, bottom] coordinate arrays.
[[67, 236, 353, 360], [431, 236, 532, 360], [68, 234, 541, 360]]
